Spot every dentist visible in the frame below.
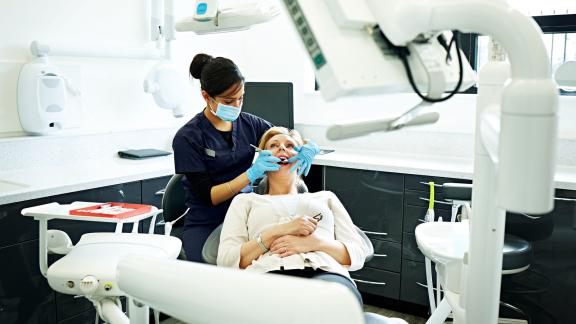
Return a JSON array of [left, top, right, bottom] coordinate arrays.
[[173, 53, 320, 262]]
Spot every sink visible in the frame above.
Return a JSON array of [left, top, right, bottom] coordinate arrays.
[[415, 220, 469, 265], [0, 179, 29, 193]]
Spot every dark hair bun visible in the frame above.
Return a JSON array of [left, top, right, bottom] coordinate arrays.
[[189, 53, 213, 79]]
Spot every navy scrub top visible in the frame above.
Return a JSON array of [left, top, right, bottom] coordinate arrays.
[[172, 110, 272, 227]]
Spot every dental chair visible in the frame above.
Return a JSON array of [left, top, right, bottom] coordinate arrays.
[[21, 202, 182, 324], [199, 176, 406, 324]]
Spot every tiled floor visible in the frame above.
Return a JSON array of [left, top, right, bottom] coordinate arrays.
[[160, 305, 427, 324]]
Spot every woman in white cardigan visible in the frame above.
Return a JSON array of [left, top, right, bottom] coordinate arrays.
[[217, 127, 369, 305]]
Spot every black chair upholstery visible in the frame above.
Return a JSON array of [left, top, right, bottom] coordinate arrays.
[[161, 174, 188, 259]]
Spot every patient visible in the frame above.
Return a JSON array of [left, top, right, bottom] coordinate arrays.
[[217, 127, 369, 305]]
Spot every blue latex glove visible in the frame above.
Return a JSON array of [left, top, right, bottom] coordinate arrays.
[[246, 150, 281, 183], [287, 141, 321, 176]]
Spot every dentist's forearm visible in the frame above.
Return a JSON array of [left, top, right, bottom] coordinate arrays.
[[210, 173, 251, 205]]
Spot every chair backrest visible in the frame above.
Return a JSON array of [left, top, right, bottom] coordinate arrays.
[[202, 176, 374, 264], [161, 174, 187, 225]]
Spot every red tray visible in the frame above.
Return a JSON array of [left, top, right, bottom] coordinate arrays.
[[69, 202, 153, 219]]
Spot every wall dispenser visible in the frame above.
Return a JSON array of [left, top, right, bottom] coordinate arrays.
[[17, 49, 78, 135]]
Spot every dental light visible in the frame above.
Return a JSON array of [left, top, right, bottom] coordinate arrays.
[[176, 0, 280, 34], [555, 61, 576, 92], [284, 1, 558, 323]]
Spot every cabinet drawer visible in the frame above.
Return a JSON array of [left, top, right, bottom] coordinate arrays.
[[0, 196, 49, 248], [405, 175, 471, 193], [403, 205, 452, 233], [402, 232, 424, 262], [325, 167, 404, 243], [0, 239, 56, 323], [351, 267, 400, 300], [400, 260, 433, 306], [365, 239, 401, 272], [404, 190, 454, 210]]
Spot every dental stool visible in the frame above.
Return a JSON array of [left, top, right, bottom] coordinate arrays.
[[202, 176, 407, 324]]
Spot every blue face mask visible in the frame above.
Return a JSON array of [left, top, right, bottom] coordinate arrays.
[[209, 100, 241, 122]]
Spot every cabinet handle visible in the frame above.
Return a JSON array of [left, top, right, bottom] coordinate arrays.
[[418, 218, 426, 223], [373, 254, 387, 258], [415, 282, 428, 289], [519, 213, 541, 220], [419, 197, 453, 205], [555, 197, 576, 202], [416, 282, 443, 292], [155, 189, 166, 196], [362, 230, 388, 237], [353, 279, 387, 286], [419, 182, 442, 188]]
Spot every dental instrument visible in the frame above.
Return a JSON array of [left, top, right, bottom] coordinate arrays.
[[249, 143, 261, 152], [251, 143, 290, 164], [423, 182, 438, 313]]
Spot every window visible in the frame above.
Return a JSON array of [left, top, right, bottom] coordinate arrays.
[[476, 32, 576, 75], [462, 3, 576, 95]]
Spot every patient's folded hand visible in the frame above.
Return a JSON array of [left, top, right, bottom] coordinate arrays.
[[283, 215, 318, 237], [269, 233, 319, 257]]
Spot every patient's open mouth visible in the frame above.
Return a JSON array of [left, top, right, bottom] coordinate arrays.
[[278, 157, 289, 164]]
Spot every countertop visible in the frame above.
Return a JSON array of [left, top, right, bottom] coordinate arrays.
[[1, 149, 576, 206]]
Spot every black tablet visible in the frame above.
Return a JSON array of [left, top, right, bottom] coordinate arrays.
[[118, 149, 172, 160]]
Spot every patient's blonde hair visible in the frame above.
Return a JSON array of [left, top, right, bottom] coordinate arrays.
[[258, 127, 305, 150]]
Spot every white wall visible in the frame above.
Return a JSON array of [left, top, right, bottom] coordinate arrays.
[[0, 0, 314, 137], [0, 0, 574, 156]]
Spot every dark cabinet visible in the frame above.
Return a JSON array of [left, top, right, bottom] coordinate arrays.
[[365, 240, 402, 272], [352, 268, 400, 300], [0, 196, 49, 249], [325, 167, 404, 243], [324, 167, 404, 299], [0, 239, 56, 324], [400, 260, 431, 306], [0, 181, 142, 324]]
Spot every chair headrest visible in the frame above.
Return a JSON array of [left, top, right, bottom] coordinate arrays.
[[256, 176, 308, 195]]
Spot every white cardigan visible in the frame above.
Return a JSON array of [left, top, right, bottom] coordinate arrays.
[[217, 191, 369, 280]]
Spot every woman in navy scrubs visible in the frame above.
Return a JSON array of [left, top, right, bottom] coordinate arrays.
[[173, 53, 319, 262]]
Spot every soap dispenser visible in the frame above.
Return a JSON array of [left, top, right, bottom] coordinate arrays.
[[17, 56, 69, 135]]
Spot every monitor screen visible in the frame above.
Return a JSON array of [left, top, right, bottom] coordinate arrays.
[[242, 82, 294, 129]]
